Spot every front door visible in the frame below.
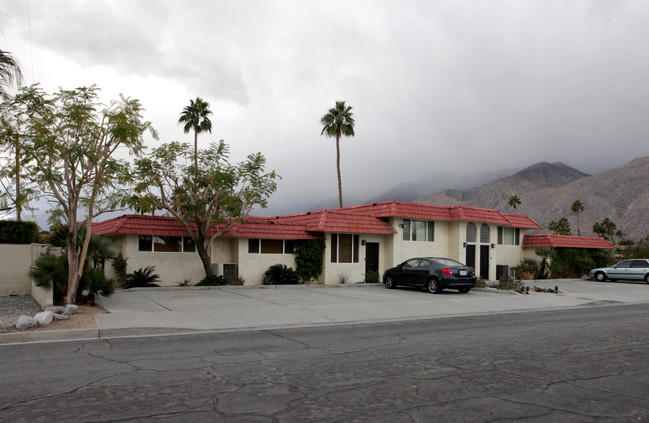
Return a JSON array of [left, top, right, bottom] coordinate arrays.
[[365, 242, 379, 274], [480, 245, 490, 279], [466, 245, 476, 269]]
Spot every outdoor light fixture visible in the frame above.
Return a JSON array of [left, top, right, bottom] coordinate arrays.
[[463, 242, 467, 248], [398, 224, 406, 228], [361, 240, 366, 246], [525, 286, 530, 294], [555, 286, 559, 294], [491, 243, 495, 248]]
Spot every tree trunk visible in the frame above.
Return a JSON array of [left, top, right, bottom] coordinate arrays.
[[194, 130, 198, 179], [196, 239, 214, 277], [336, 133, 343, 208], [576, 212, 581, 236], [15, 144, 21, 221], [65, 225, 80, 305]]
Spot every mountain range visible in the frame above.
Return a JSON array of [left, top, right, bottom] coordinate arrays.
[[415, 157, 649, 241]]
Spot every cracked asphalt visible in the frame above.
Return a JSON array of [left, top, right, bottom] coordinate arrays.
[[1, 303, 648, 422]]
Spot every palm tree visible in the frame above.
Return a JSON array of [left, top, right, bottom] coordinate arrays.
[[508, 195, 521, 211], [320, 101, 355, 208], [571, 200, 584, 236], [178, 97, 212, 175], [0, 49, 23, 95]]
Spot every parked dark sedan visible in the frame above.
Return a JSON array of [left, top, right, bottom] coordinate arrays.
[[383, 257, 477, 294]]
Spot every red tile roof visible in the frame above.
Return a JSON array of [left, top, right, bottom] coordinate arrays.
[[302, 201, 541, 228], [273, 210, 396, 234], [522, 234, 615, 249], [92, 201, 539, 239], [92, 215, 323, 240]]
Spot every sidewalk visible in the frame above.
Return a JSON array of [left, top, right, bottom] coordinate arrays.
[[3, 279, 649, 343]]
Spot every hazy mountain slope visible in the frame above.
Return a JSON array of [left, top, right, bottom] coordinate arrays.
[[416, 157, 649, 241], [417, 162, 590, 209]]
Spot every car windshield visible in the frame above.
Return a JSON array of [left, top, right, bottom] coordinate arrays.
[[433, 258, 465, 267]]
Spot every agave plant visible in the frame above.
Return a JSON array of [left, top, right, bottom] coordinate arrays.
[[123, 266, 161, 288]]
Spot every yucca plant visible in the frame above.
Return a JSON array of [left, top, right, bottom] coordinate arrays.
[[123, 266, 160, 288]]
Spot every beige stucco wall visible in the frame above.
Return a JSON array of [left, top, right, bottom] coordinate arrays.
[[0, 244, 53, 307], [115, 234, 208, 286], [233, 238, 297, 284]]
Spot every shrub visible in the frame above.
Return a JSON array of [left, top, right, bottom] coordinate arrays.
[[80, 267, 115, 306], [475, 278, 487, 288], [293, 240, 325, 282], [124, 266, 160, 288], [112, 253, 128, 285], [30, 251, 68, 304], [515, 258, 539, 280], [0, 220, 40, 244], [497, 278, 523, 291], [196, 275, 227, 286], [230, 277, 245, 286], [176, 279, 192, 286], [264, 264, 299, 285], [363, 270, 380, 283], [337, 272, 350, 284]]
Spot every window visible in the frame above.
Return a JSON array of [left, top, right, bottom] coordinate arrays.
[[331, 233, 360, 263], [466, 223, 476, 243], [480, 224, 490, 244], [402, 219, 435, 242], [138, 235, 196, 252], [497, 227, 520, 246], [248, 239, 294, 254]]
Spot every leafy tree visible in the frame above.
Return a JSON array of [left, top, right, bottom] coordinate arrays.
[[508, 195, 521, 211], [132, 141, 279, 277], [15, 85, 156, 304], [0, 87, 47, 220], [0, 49, 23, 95], [571, 200, 584, 236], [548, 217, 571, 235], [593, 217, 617, 243], [178, 97, 212, 176], [320, 101, 355, 208], [293, 240, 326, 282]]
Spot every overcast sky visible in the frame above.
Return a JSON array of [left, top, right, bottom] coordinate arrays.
[[1, 0, 648, 216]]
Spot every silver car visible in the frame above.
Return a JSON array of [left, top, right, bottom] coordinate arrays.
[[588, 259, 649, 283]]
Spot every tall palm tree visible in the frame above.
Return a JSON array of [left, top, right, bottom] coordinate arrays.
[[508, 195, 521, 211], [0, 49, 23, 95], [320, 101, 355, 208], [178, 97, 212, 175], [571, 199, 584, 236]]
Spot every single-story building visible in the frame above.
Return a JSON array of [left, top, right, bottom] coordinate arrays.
[[92, 201, 614, 285]]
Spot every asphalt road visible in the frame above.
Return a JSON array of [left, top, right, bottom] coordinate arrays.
[[1, 304, 648, 422]]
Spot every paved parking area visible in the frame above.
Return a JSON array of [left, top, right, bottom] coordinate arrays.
[[93, 279, 649, 337]]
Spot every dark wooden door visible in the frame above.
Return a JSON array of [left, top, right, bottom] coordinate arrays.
[[365, 242, 379, 274], [466, 245, 476, 269], [480, 245, 490, 279]]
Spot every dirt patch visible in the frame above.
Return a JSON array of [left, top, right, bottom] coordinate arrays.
[[1, 305, 108, 333]]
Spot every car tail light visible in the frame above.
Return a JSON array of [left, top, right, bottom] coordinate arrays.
[[442, 268, 453, 276], [472, 269, 475, 275]]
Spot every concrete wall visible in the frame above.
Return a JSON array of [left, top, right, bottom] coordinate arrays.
[[0, 243, 53, 307]]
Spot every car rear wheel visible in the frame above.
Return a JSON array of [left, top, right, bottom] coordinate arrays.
[[458, 287, 471, 293], [645, 274, 649, 284], [594, 272, 606, 282], [427, 279, 441, 294], [384, 275, 397, 289]]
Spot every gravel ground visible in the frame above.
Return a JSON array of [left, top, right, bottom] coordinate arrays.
[[0, 295, 42, 330]]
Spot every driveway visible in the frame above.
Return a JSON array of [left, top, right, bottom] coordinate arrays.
[[94, 279, 649, 337]]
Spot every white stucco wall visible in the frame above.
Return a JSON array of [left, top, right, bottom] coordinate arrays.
[[0, 243, 53, 306], [234, 238, 297, 285]]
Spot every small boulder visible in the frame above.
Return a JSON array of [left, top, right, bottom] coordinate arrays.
[[34, 311, 54, 325], [52, 314, 69, 320], [63, 304, 79, 315], [16, 315, 38, 330]]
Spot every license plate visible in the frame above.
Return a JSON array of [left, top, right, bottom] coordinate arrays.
[[459, 270, 467, 276]]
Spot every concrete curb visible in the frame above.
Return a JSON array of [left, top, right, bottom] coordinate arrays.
[[0, 328, 99, 344], [124, 282, 383, 292]]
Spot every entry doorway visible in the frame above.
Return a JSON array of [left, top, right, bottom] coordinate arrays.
[[480, 245, 490, 279], [365, 242, 379, 274], [466, 245, 476, 269]]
